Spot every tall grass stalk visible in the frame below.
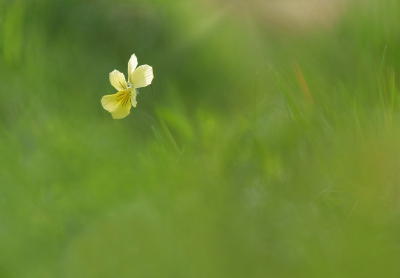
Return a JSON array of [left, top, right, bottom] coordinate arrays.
[[390, 71, 396, 127], [274, 71, 294, 129], [150, 85, 182, 155], [253, 71, 258, 137], [378, 46, 388, 127]]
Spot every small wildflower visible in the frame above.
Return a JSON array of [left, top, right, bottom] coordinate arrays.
[[101, 54, 154, 119]]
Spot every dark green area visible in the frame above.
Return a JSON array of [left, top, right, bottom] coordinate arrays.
[[1, 0, 400, 277]]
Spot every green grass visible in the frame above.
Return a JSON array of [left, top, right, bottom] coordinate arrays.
[[1, 0, 400, 277]]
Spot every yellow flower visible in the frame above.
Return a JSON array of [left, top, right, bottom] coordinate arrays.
[[101, 54, 154, 119]]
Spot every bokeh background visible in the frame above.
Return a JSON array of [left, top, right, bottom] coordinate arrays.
[[1, 0, 400, 277]]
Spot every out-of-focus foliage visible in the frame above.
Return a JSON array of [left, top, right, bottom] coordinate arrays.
[[1, 0, 400, 277]]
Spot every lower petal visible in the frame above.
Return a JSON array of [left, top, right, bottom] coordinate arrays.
[[101, 93, 120, 112], [111, 100, 132, 119]]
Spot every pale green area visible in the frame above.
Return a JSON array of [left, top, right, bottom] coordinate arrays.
[[1, 0, 400, 277]]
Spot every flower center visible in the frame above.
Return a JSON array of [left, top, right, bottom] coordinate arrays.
[[116, 91, 131, 107]]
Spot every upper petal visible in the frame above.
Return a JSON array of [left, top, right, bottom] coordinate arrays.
[[128, 54, 138, 80], [130, 65, 154, 89], [109, 70, 128, 91]]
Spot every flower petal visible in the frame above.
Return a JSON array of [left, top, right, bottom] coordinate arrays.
[[109, 70, 128, 91], [131, 90, 138, 107], [101, 93, 120, 112], [130, 65, 154, 89], [128, 54, 138, 79], [101, 90, 132, 119], [111, 101, 132, 119]]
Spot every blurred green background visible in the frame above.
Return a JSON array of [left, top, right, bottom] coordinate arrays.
[[1, 0, 400, 277]]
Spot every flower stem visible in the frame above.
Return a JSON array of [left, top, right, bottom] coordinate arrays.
[[150, 85, 182, 155]]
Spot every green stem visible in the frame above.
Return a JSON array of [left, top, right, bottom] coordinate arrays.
[[378, 46, 387, 108], [378, 46, 387, 127], [253, 71, 258, 137], [274, 71, 294, 129], [150, 85, 182, 155]]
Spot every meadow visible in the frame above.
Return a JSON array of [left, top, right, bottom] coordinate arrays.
[[1, 0, 400, 277]]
